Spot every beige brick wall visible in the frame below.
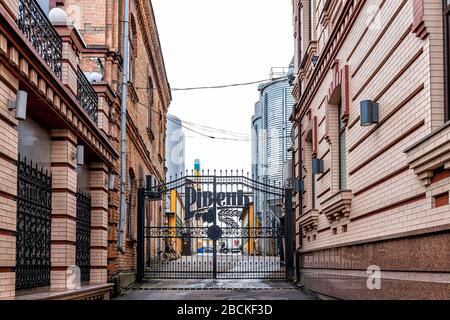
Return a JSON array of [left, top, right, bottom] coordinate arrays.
[[294, 0, 450, 252], [0, 54, 19, 300]]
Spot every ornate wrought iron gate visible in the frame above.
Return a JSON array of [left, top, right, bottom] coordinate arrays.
[[76, 191, 91, 283], [16, 156, 52, 289], [136, 171, 294, 280]]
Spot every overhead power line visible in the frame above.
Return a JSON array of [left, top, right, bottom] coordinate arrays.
[[136, 101, 291, 142], [135, 76, 287, 92]]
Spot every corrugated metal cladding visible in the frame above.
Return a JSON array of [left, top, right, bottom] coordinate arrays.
[[165, 114, 186, 180], [253, 78, 294, 183], [251, 77, 294, 219]]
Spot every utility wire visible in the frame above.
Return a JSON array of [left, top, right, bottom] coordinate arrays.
[[135, 76, 287, 92], [136, 101, 291, 142]]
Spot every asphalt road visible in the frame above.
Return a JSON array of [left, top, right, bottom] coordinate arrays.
[[115, 279, 318, 300]]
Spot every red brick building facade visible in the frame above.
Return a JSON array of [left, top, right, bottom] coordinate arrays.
[[0, 0, 169, 299]]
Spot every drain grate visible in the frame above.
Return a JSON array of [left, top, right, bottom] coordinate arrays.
[[130, 287, 301, 291]]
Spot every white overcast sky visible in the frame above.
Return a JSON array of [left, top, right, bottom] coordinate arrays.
[[153, 0, 294, 174]]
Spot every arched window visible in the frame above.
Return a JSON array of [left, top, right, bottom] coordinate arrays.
[[127, 16, 137, 82], [147, 77, 154, 128], [126, 169, 135, 237]]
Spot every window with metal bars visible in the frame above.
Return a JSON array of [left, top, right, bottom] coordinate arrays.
[[338, 99, 347, 190]]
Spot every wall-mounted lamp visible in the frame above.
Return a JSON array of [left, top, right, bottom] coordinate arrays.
[[312, 55, 319, 67], [73, 145, 84, 166], [360, 100, 379, 126], [287, 64, 295, 86], [8, 90, 28, 121], [107, 173, 116, 190], [312, 158, 324, 175], [146, 175, 161, 199], [294, 178, 305, 193]]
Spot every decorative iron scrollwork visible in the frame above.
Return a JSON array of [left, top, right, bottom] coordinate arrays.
[[18, 0, 62, 79], [206, 225, 223, 241], [16, 156, 52, 290], [76, 191, 91, 283], [76, 67, 99, 123]]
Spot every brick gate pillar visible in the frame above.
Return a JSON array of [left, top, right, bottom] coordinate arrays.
[[50, 129, 78, 290], [88, 162, 109, 284], [0, 60, 19, 300]]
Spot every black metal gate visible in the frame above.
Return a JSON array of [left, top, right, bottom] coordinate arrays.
[[76, 191, 91, 283], [136, 171, 294, 280], [16, 156, 52, 290]]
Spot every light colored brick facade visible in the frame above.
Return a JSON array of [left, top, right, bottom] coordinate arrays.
[[292, 0, 450, 299], [0, 0, 169, 299]]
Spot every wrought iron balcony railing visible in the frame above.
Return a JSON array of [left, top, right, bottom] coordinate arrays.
[[17, 0, 62, 79], [76, 68, 99, 123]]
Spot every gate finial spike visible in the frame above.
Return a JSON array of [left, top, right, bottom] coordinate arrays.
[[231, 169, 233, 176], [207, 169, 210, 175]]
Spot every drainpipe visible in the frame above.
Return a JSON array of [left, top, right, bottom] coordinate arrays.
[[118, 0, 130, 255]]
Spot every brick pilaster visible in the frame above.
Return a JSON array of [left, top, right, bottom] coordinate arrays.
[[88, 162, 109, 284], [53, 25, 85, 96], [50, 129, 78, 290], [0, 62, 19, 300]]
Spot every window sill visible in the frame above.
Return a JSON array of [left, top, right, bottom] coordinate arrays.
[[405, 121, 450, 186], [127, 82, 139, 103], [320, 190, 352, 223], [298, 209, 319, 234], [147, 127, 155, 141]]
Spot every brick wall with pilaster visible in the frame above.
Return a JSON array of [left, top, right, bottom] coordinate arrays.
[[59, 33, 80, 96], [50, 129, 78, 290], [0, 63, 19, 300], [88, 163, 109, 285], [0, 0, 19, 20]]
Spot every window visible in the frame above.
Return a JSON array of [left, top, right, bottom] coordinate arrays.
[[338, 100, 347, 189], [311, 157, 316, 209], [126, 171, 135, 237], [444, 0, 450, 120], [147, 77, 154, 128], [127, 17, 137, 83]]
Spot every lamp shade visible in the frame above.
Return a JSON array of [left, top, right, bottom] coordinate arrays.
[[294, 179, 305, 193], [76, 145, 84, 166], [146, 175, 157, 188], [360, 100, 379, 126], [108, 173, 116, 190], [312, 158, 324, 175]]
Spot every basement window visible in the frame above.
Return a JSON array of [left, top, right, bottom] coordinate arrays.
[[434, 193, 449, 208]]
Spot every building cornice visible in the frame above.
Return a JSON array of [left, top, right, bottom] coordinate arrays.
[[135, 0, 171, 109], [292, 0, 365, 121], [0, 6, 118, 165]]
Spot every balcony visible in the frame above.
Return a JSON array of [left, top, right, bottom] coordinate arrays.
[[76, 68, 99, 123], [17, 0, 62, 79], [17, 0, 99, 124]]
